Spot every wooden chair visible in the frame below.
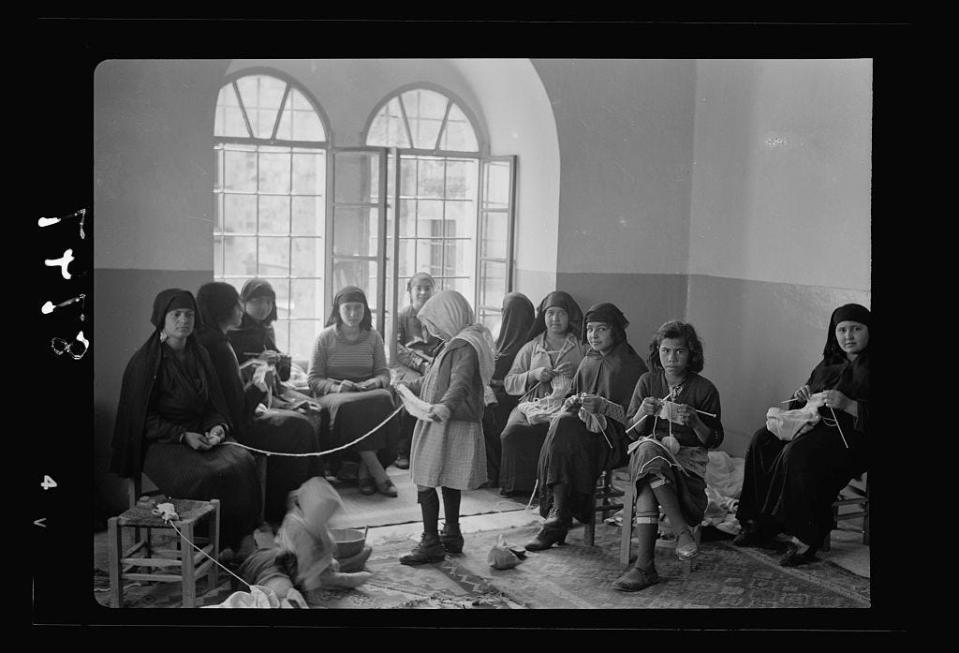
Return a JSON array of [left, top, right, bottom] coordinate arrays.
[[107, 497, 220, 608], [821, 474, 869, 552], [584, 469, 624, 546]]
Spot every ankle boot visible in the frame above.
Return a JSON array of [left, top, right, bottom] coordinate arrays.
[[524, 521, 568, 551], [399, 532, 445, 566], [440, 522, 464, 554], [612, 563, 659, 592]]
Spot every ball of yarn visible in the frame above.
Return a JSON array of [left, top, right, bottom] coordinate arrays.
[[662, 435, 680, 454]]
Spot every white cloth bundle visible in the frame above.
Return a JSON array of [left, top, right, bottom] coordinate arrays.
[[765, 404, 820, 441]]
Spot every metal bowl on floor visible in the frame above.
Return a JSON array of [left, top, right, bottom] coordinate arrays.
[[331, 527, 367, 559]]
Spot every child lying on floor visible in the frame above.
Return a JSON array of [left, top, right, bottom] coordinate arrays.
[[237, 477, 373, 606]]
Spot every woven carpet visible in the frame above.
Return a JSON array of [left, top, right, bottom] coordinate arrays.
[[94, 520, 868, 609]]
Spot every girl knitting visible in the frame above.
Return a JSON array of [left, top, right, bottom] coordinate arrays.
[[394, 290, 495, 565], [613, 320, 724, 592]]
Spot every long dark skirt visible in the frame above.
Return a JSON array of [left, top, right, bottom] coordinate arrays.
[[536, 412, 625, 524], [481, 390, 518, 486], [317, 389, 398, 470], [628, 440, 708, 527], [239, 408, 324, 523], [143, 440, 262, 550], [499, 408, 549, 496], [735, 424, 868, 547]]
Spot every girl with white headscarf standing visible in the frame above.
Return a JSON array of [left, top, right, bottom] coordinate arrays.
[[395, 290, 495, 565]]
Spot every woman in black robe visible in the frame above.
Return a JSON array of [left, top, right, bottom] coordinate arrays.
[[734, 303, 871, 566], [196, 282, 324, 524], [526, 302, 647, 551], [110, 289, 262, 551], [481, 292, 535, 487]]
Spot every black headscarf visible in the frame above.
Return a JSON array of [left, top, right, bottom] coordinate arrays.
[[326, 286, 373, 331], [572, 302, 647, 407], [493, 292, 536, 381], [196, 282, 240, 334], [110, 289, 230, 479], [240, 278, 278, 325], [525, 291, 584, 343], [582, 302, 641, 356], [823, 303, 871, 363], [810, 303, 871, 402]]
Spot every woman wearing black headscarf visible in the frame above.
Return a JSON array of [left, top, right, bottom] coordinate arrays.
[[733, 304, 872, 566], [497, 291, 586, 497], [307, 286, 398, 497], [195, 282, 324, 524], [526, 302, 648, 551], [228, 279, 291, 381], [110, 289, 262, 552], [481, 293, 536, 486]]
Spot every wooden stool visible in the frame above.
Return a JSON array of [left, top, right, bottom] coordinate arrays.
[[108, 497, 220, 608], [584, 470, 624, 546], [619, 477, 701, 576]]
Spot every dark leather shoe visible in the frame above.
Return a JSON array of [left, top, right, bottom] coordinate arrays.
[[612, 564, 660, 592], [394, 456, 410, 470], [358, 477, 376, 495], [779, 542, 817, 567], [440, 523, 464, 554], [400, 533, 445, 566], [524, 523, 568, 551], [733, 527, 785, 551], [376, 479, 398, 497]]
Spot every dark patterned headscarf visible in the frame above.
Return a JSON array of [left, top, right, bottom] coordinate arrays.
[[150, 288, 200, 330], [525, 291, 583, 342], [493, 292, 536, 381], [326, 286, 373, 331], [239, 278, 278, 324]]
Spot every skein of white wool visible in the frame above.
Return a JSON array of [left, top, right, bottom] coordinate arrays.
[[661, 435, 681, 454]]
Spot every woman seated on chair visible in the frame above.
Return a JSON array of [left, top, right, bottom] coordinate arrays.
[[110, 289, 262, 555], [195, 282, 324, 525], [525, 302, 647, 552], [228, 278, 292, 382], [391, 272, 443, 471], [733, 304, 871, 567], [613, 320, 724, 592], [498, 291, 585, 497], [308, 286, 398, 498], [482, 292, 536, 488]]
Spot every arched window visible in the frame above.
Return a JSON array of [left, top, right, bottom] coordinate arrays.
[[213, 73, 329, 362], [365, 87, 515, 333]]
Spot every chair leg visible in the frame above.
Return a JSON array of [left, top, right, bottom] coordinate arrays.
[[255, 454, 268, 524], [584, 489, 596, 546], [862, 476, 870, 545], [181, 521, 196, 608], [108, 517, 122, 608], [209, 499, 220, 592], [619, 479, 634, 566]]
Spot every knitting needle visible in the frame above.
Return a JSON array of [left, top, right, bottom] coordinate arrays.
[[599, 425, 613, 449], [828, 406, 850, 449]]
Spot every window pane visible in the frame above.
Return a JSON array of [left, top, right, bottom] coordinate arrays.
[[448, 239, 475, 277], [272, 319, 290, 355], [259, 237, 290, 277], [258, 150, 291, 194], [366, 98, 410, 148], [291, 278, 323, 320], [215, 86, 247, 138], [292, 195, 323, 236], [480, 210, 508, 259], [444, 200, 475, 239], [417, 158, 445, 198], [446, 277, 475, 305], [332, 260, 376, 308], [399, 199, 416, 237], [291, 320, 325, 363], [290, 89, 326, 141], [440, 105, 479, 152], [397, 239, 416, 278], [334, 152, 379, 204], [445, 159, 476, 200], [332, 207, 376, 257], [417, 239, 441, 276], [416, 199, 442, 236], [272, 280, 292, 321], [292, 150, 325, 194], [214, 147, 224, 192], [292, 238, 322, 277], [400, 158, 417, 196], [236, 75, 286, 139], [483, 160, 511, 209], [223, 194, 256, 234], [224, 236, 257, 276], [480, 260, 506, 310], [213, 235, 223, 276], [258, 195, 290, 235], [224, 149, 256, 191]]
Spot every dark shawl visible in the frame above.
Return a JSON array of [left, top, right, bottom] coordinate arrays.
[[110, 289, 233, 479], [525, 291, 584, 344], [493, 292, 535, 382], [228, 313, 291, 381], [197, 327, 266, 436]]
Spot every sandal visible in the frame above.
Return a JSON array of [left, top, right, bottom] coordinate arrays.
[[674, 526, 699, 561]]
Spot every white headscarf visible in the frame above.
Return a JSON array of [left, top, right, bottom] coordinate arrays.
[[417, 289, 495, 387]]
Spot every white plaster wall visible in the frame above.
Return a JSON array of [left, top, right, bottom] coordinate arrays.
[[689, 59, 872, 290]]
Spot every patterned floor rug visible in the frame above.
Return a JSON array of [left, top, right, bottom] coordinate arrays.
[[93, 520, 869, 609]]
